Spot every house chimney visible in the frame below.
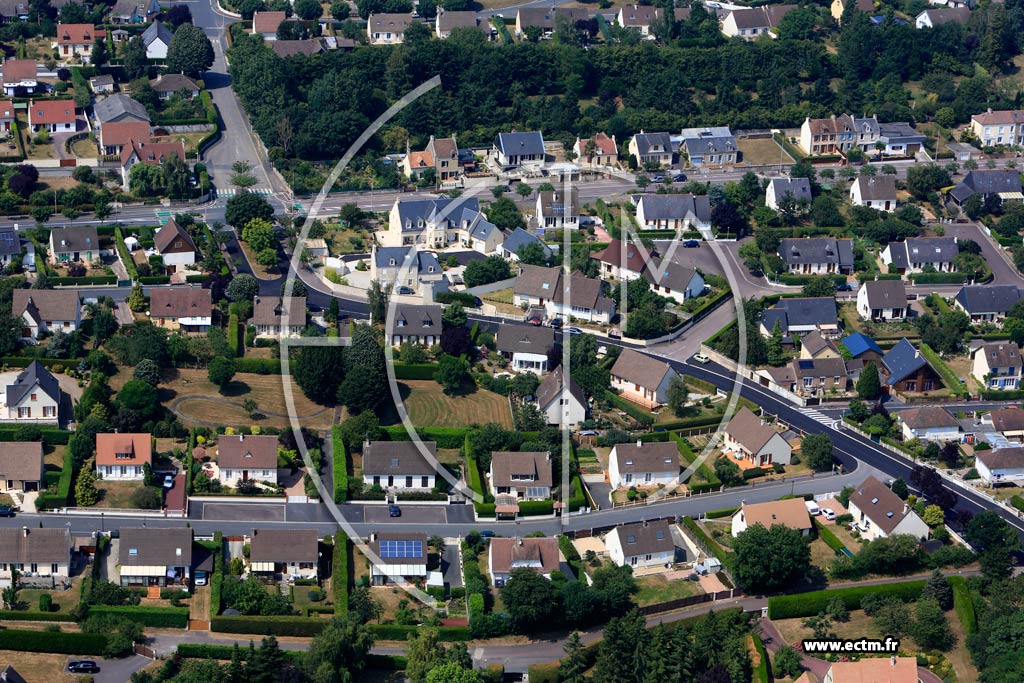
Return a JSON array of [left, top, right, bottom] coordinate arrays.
[[22, 527, 28, 537], [517, 537, 523, 546], [891, 655, 897, 667], [636, 440, 642, 448], [903, 503, 909, 514]]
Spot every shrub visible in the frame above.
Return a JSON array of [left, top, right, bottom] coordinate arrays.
[[87, 605, 189, 628], [39, 593, 52, 612], [333, 532, 349, 615], [742, 466, 766, 480], [949, 576, 976, 634], [0, 629, 106, 654], [767, 582, 926, 619]]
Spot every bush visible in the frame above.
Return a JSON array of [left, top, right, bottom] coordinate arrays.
[[742, 466, 766, 480], [39, 593, 52, 612], [333, 532, 349, 615], [332, 427, 348, 504], [392, 362, 438, 380], [380, 425, 468, 449], [0, 629, 106, 655], [518, 500, 554, 516], [767, 581, 925, 619], [815, 520, 847, 553], [87, 605, 189, 628]]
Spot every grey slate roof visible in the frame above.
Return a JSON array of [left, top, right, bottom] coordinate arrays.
[[250, 296, 306, 328], [50, 226, 99, 254], [899, 406, 959, 430], [849, 475, 916, 535], [611, 440, 678, 473], [394, 196, 481, 232], [149, 73, 200, 94], [502, 227, 551, 258], [249, 528, 318, 563], [13, 289, 80, 324], [496, 325, 556, 355], [142, 19, 171, 47], [270, 38, 326, 57], [154, 218, 197, 254], [646, 256, 701, 294], [950, 170, 1023, 203], [955, 285, 1024, 315], [374, 247, 441, 275], [779, 238, 854, 268], [6, 361, 62, 407], [682, 134, 737, 158], [393, 303, 442, 337], [536, 364, 585, 410], [887, 237, 958, 269], [362, 440, 438, 476], [490, 451, 553, 489], [0, 226, 19, 257], [609, 519, 674, 557], [862, 279, 907, 309], [636, 193, 712, 223], [632, 131, 674, 156], [853, 175, 898, 201], [611, 348, 675, 390], [119, 527, 192, 566], [768, 177, 812, 204], [791, 357, 848, 380], [975, 343, 1023, 370], [881, 338, 931, 385], [0, 527, 70, 565], [94, 92, 149, 124], [494, 131, 545, 158], [0, 441, 43, 483], [761, 297, 838, 334]]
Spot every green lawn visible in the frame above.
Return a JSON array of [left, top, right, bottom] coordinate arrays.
[[633, 574, 701, 607], [20, 577, 84, 613], [402, 380, 513, 428]]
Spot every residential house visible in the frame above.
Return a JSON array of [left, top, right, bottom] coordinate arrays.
[[95, 92, 149, 126], [424, 135, 462, 186], [0, 99, 12, 132], [248, 529, 318, 580], [535, 188, 579, 231], [95, 432, 151, 480], [800, 330, 841, 360], [269, 38, 326, 57], [0, 528, 72, 587], [830, 0, 874, 23], [27, 98, 75, 133], [98, 120, 151, 155], [605, 520, 675, 569], [946, 142, 983, 162], [49, 225, 97, 263], [2, 362, 62, 424], [250, 296, 307, 338], [646, 253, 706, 304], [149, 73, 201, 100], [489, 537, 560, 586], [897, 406, 960, 442], [368, 531, 428, 584], [55, 24, 104, 62], [389, 303, 442, 346], [615, 4, 662, 36], [0, 442, 43, 492], [0, 225, 19, 266], [953, 284, 1024, 324], [840, 332, 884, 362], [109, 0, 160, 23], [120, 138, 187, 190], [361, 440, 438, 490], [591, 237, 648, 281], [153, 219, 198, 272], [679, 126, 738, 167], [972, 343, 1023, 391], [983, 408, 1024, 438], [149, 287, 212, 333], [1, 59, 37, 97], [434, 10, 486, 37], [217, 434, 279, 488], [765, 177, 812, 211], [798, 114, 888, 156], [730, 499, 812, 537], [13, 290, 81, 340], [778, 238, 854, 274], [608, 440, 679, 489], [628, 131, 674, 167], [370, 246, 443, 293], [496, 325, 556, 374], [881, 338, 943, 393], [610, 348, 679, 408], [252, 10, 287, 40], [513, 7, 590, 36], [141, 19, 171, 58], [975, 447, 1024, 486], [573, 132, 617, 168], [819, 657, 922, 683], [402, 150, 434, 180], [89, 74, 114, 94], [303, 238, 328, 266], [851, 175, 898, 211], [0, 666, 27, 683], [117, 527, 191, 588], [789, 357, 850, 396], [848, 475, 929, 541], [721, 4, 796, 39], [382, 196, 483, 248], [635, 193, 713, 231], [881, 237, 958, 275], [969, 108, 1024, 147], [760, 297, 840, 340], [0, 0, 32, 22], [492, 131, 545, 169], [95, 93, 150, 153], [857, 279, 908, 321], [535, 364, 587, 426], [722, 406, 792, 467], [511, 265, 615, 324], [877, 122, 926, 156], [488, 451, 552, 502], [949, 170, 1023, 206], [915, 8, 970, 28], [500, 228, 551, 263]]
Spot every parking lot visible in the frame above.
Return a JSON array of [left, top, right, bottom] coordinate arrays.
[[364, 505, 448, 524]]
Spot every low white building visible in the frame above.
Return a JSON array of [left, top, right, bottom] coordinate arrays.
[[610, 349, 678, 408], [361, 440, 437, 490], [535, 189, 578, 231], [217, 434, 279, 489], [605, 520, 675, 569], [897, 406, 961, 442], [975, 447, 1024, 486], [765, 177, 812, 211], [248, 529, 319, 581], [847, 475, 929, 541], [153, 219, 197, 273], [881, 237, 958, 276], [535, 365, 587, 427], [857, 279, 908, 322], [95, 432, 151, 481], [369, 531, 428, 585], [488, 536, 560, 586], [0, 528, 72, 588], [496, 325, 555, 375], [730, 499, 812, 537], [850, 175, 898, 212], [3, 362, 62, 424], [12, 289, 81, 340], [608, 440, 679, 489]]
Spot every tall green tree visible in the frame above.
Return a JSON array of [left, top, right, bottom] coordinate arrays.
[[802, 433, 834, 471], [294, 346, 345, 404], [732, 524, 811, 593], [856, 362, 881, 400], [165, 23, 215, 77]]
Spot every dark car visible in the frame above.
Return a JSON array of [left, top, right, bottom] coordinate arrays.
[[0, 505, 14, 517], [388, 505, 401, 517], [836, 282, 853, 291], [472, 296, 483, 308], [673, 173, 688, 182], [398, 286, 415, 295], [479, 530, 496, 537], [682, 239, 700, 248], [67, 661, 100, 674], [550, 318, 563, 329]]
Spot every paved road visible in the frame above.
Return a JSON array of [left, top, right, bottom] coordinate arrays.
[[945, 221, 1024, 287]]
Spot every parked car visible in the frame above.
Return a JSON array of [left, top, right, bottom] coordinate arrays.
[[550, 318, 563, 329], [527, 314, 544, 326], [683, 239, 700, 248], [479, 530, 496, 537], [398, 286, 415, 295], [673, 173, 688, 183], [67, 662, 100, 674], [163, 475, 174, 489], [0, 505, 14, 517], [650, 175, 665, 183], [566, 327, 583, 335], [821, 508, 836, 521], [194, 570, 208, 587], [388, 505, 402, 517], [693, 353, 710, 364], [836, 282, 853, 291], [608, 328, 622, 339]]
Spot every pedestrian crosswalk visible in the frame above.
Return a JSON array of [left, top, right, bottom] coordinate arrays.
[[800, 406, 837, 428], [216, 188, 274, 198]]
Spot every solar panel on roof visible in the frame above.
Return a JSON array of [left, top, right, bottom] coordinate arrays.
[[379, 540, 423, 559], [798, 360, 814, 369]]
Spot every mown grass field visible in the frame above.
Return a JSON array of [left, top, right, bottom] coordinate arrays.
[[402, 380, 513, 428], [633, 574, 702, 606]]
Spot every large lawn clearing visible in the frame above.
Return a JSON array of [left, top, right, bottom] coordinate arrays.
[[0, 651, 78, 682], [736, 137, 793, 166], [401, 380, 513, 428], [633, 574, 702, 607]]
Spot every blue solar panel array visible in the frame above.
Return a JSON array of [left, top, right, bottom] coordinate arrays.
[[379, 540, 423, 559]]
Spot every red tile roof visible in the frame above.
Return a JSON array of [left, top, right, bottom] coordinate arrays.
[[1, 59, 36, 82], [28, 98, 75, 125], [101, 121, 151, 148], [95, 433, 152, 468], [120, 138, 185, 167], [57, 24, 104, 45], [0, 100, 14, 120], [252, 10, 286, 33]]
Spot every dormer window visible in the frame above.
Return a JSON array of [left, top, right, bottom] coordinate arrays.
[[390, 457, 399, 467]]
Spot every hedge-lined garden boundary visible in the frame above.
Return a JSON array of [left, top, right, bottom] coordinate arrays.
[[604, 390, 655, 427], [814, 519, 848, 554], [210, 531, 223, 618], [177, 643, 406, 670], [0, 629, 107, 655], [766, 581, 926, 619], [393, 363, 438, 380], [949, 576, 976, 634], [681, 517, 733, 570], [0, 425, 72, 444], [332, 427, 348, 504], [0, 610, 75, 622], [210, 615, 470, 640], [333, 532, 350, 615], [919, 343, 969, 399], [89, 605, 189, 628]]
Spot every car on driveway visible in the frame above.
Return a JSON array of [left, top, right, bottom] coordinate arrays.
[[693, 353, 710, 364], [68, 661, 100, 674], [527, 314, 544, 326], [163, 475, 175, 488], [650, 175, 665, 183], [550, 318, 563, 329], [388, 505, 401, 517], [836, 283, 853, 291], [195, 570, 208, 587], [398, 286, 415, 295], [566, 327, 583, 335], [821, 508, 836, 521]]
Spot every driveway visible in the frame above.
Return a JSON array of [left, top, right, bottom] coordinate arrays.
[[652, 240, 725, 278], [365, 505, 447, 524], [944, 222, 1024, 286], [441, 540, 463, 588], [584, 480, 613, 510], [91, 655, 151, 683]]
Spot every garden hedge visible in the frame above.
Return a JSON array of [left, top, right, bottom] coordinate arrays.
[[705, 507, 739, 519], [367, 654, 408, 670], [558, 534, 585, 580], [210, 531, 223, 618], [210, 615, 469, 640], [681, 517, 731, 568], [1011, 495, 1024, 513], [434, 291, 477, 307], [0, 426, 72, 444], [52, 275, 118, 286], [814, 519, 847, 553], [919, 343, 969, 399], [766, 581, 926, 619], [333, 532, 350, 615], [234, 358, 284, 374], [227, 313, 241, 358], [392, 362, 438, 380], [753, 634, 770, 683], [981, 389, 1024, 400], [138, 276, 172, 285], [114, 226, 138, 279], [332, 427, 347, 504], [949, 576, 976, 634], [89, 605, 188, 628], [186, 274, 211, 284], [519, 500, 554, 516], [908, 272, 968, 284], [0, 629, 106, 655], [604, 390, 655, 426], [0, 610, 75, 622]]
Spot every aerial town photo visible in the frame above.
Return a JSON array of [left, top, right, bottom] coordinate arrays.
[[1, 0, 1024, 680]]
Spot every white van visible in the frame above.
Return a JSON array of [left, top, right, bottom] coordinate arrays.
[[805, 500, 820, 516]]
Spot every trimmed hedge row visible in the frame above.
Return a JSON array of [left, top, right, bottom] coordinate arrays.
[[919, 343, 969, 399], [0, 629, 106, 654], [752, 634, 770, 683], [1011, 495, 1024, 513], [332, 426, 347, 504], [333, 532, 349, 615], [38, 446, 74, 510], [604, 390, 655, 426], [138, 275, 172, 285], [949, 576, 976, 634], [210, 531, 223, 618], [671, 433, 721, 493], [767, 581, 926, 619], [381, 425, 468, 449], [393, 362, 438, 380], [234, 358, 284, 374], [0, 610, 75, 622], [89, 605, 189, 628], [981, 389, 1024, 400], [705, 507, 738, 519], [210, 615, 470, 640], [227, 313, 241, 358], [681, 517, 731, 569], [114, 226, 138, 280], [558, 534, 585, 580], [0, 426, 72, 444], [519, 500, 554, 516], [52, 275, 118, 286], [814, 519, 847, 553], [908, 272, 968, 284]]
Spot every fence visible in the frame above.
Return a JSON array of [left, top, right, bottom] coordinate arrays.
[[47, 507, 186, 518], [635, 589, 738, 616]]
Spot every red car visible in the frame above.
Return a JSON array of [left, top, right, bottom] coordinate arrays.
[[527, 314, 544, 326]]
